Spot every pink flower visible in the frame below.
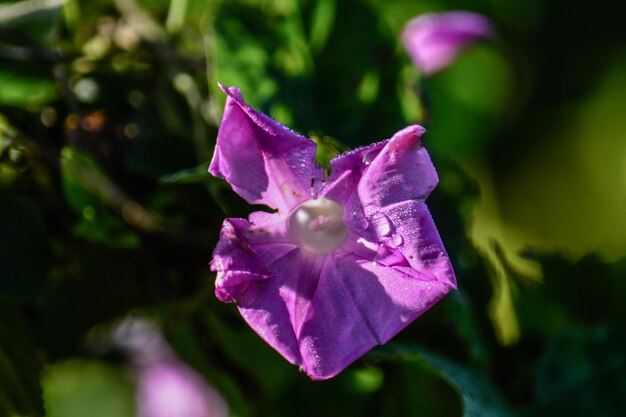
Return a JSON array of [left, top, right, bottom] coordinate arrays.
[[402, 11, 492, 75], [137, 361, 228, 417], [112, 317, 228, 417], [209, 85, 456, 380]]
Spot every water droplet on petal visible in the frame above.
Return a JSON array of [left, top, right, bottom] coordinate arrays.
[[288, 198, 348, 256], [389, 233, 404, 248], [362, 149, 377, 166], [371, 212, 392, 236], [351, 207, 369, 230]]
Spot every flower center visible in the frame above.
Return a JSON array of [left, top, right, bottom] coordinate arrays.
[[287, 198, 348, 256]]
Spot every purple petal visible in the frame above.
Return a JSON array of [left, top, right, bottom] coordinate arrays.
[[209, 85, 324, 211], [324, 125, 455, 290], [210, 89, 456, 380], [297, 251, 452, 379], [211, 215, 291, 302], [211, 214, 309, 368], [212, 216, 450, 380], [210, 127, 454, 379], [322, 141, 387, 205], [402, 11, 492, 75], [358, 125, 436, 205], [324, 126, 433, 227], [212, 219, 271, 303]]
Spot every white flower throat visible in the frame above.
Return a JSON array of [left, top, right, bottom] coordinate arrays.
[[287, 198, 348, 256]]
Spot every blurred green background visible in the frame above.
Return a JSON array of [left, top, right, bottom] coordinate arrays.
[[1, 0, 625, 416]]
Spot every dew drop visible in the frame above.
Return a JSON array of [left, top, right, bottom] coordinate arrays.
[[288, 198, 348, 256], [388, 233, 404, 248], [351, 207, 369, 230], [371, 212, 392, 236], [362, 149, 377, 166]]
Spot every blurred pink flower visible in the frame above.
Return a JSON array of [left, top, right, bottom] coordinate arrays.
[[137, 360, 228, 417], [402, 11, 492, 75], [112, 317, 228, 417]]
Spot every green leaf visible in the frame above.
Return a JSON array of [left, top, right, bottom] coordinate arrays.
[[208, 0, 315, 117], [310, 133, 348, 172], [425, 46, 514, 159], [368, 343, 511, 417], [0, 306, 44, 416], [301, 0, 405, 146], [159, 162, 237, 215], [308, 0, 336, 54], [444, 290, 489, 365], [525, 327, 626, 417], [0, 187, 49, 302], [203, 311, 292, 398], [0, 69, 56, 108], [42, 359, 135, 417], [60, 147, 139, 248], [209, 3, 278, 109]]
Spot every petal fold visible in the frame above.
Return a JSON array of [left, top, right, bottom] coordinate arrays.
[[211, 218, 273, 303], [360, 125, 437, 206], [213, 216, 453, 380], [323, 125, 455, 289], [298, 252, 453, 379], [209, 85, 324, 212], [211, 216, 305, 366]]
